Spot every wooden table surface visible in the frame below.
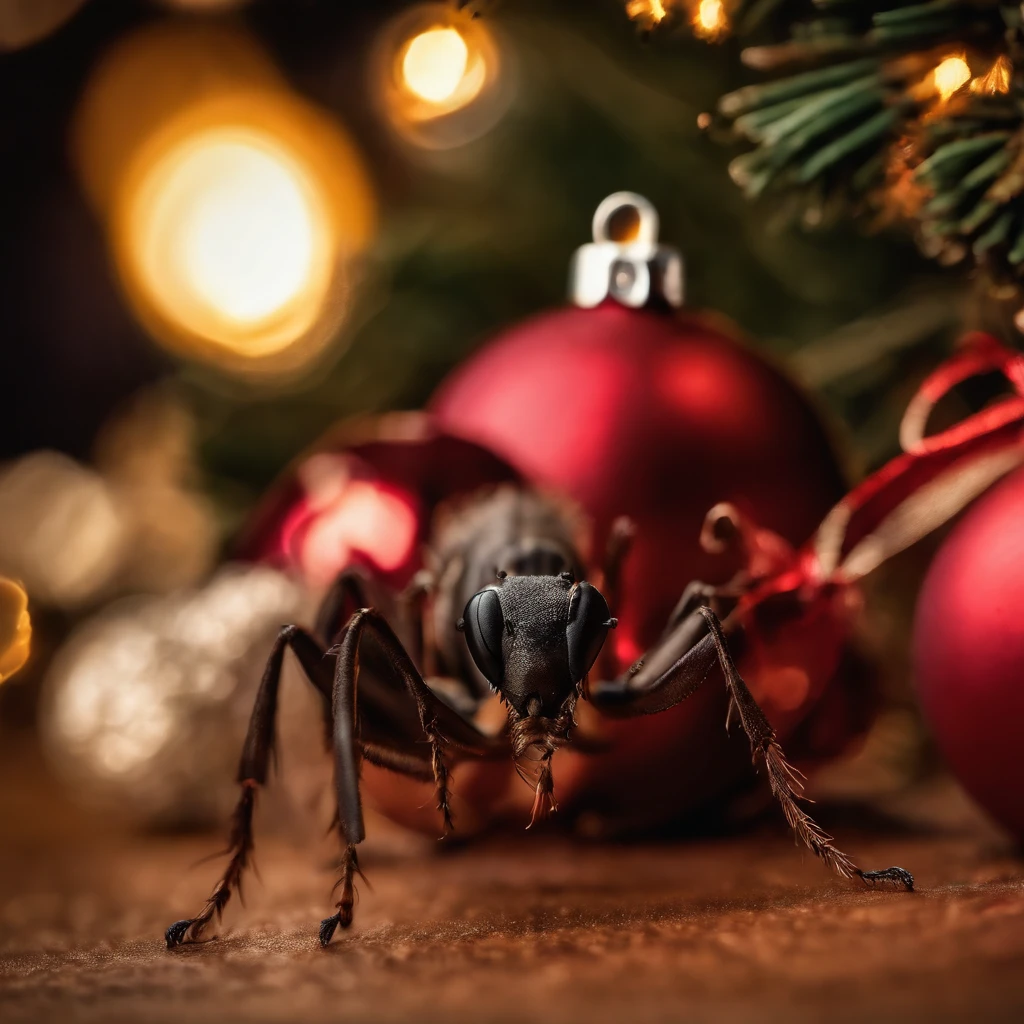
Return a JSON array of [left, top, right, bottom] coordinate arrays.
[[2, 744, 1023, 1024]]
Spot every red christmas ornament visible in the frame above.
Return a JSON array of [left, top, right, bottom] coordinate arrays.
[[914, 466, 1024, 841], [236, 413, 519, 589], [430, 193, 851, 824]]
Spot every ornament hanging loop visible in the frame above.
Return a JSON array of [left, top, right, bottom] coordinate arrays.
[[569, 191, 685, 310], [592, 192, 659, 246]]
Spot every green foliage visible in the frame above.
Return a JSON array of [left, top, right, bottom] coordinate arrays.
[[717, 0, 1024, 284]]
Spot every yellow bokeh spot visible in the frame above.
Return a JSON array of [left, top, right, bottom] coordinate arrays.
[[693, 0, 728, 40], [0, 578, 31, 684], [402, 27, 470, 104], [934, 55, 971, 102], [376, 4, 506, 147], [73, 24, 376, 378], [396, 23, 485, 118], [626, 0, 668, 26], [128, 130, 330, 357], [174, 143, 314, 324]]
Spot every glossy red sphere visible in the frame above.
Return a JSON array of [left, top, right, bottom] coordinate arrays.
[[236, 413, 519, 588], [913, 465, 1024, 840], [433, 304, 845, 645], [432, 302, 850, 825]]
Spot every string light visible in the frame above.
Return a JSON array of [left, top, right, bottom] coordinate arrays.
[[626, 0, 668, 29], [626, 0, 729, 40], [971, 54, 1012, 96], [375, 3, 508, 149], [0, 578, 31, 684], [692, 0, 729, 40], [933, 55, 971, 103], [401, 26, 483, 107], [74, 24, 375, 378]]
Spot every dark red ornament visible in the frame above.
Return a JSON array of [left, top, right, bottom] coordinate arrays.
[[236, 412, 519, 590], [430, 193, 850, 824], [914, 466, 1024, 841]]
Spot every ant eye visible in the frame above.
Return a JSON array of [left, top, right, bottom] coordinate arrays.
[[565, 583, 612, 682], [462, 586, 505, 686]]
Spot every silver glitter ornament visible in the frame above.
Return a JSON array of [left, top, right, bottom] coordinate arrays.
[[42, 564, 314, 827]]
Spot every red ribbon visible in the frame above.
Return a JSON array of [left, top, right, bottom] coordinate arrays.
[[733, 333, 1024, 618]]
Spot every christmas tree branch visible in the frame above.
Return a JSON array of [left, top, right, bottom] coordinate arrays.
[[687, 0, 1024, 284]]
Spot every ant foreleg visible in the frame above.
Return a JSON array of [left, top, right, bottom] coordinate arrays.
[[330, 610, 504, 844], [695, 607, 913, 890], [589, 601, 914, 892]]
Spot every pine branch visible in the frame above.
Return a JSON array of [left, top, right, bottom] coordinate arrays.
[[694, 0, 1024, 285]]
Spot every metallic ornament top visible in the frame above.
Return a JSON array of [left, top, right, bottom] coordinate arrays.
[[568, 192, 684, 310]]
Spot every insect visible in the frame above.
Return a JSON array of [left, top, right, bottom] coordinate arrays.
[[166, 482, 917, 951]]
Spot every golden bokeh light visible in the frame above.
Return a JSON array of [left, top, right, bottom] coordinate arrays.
[[626, 0, 729, 39], [397, 21, 487, 119], [402, 27, 479, 105], [693, 0, 729, 40], [933, 55, 971, 102], [127, 130, 331, 359], [376, 3, 508, 149], [0, 577, 31, 684], [0, 452, 125, 609], [626, 0, 669, 28], [971, 55, 1012, 96], [74, 24, 376, 378], [161, 141, 316, 325]]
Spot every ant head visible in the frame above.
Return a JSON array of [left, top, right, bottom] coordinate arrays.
[[458, 571, 616, 719]]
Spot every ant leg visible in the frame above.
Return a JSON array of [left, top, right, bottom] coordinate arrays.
[[695, 607, 913, 891], [167, 602, 508, 950], [166, 626, 333, 948], [314, 568, 384, 646], [328, 609, 502, 839], [320, 608, 506, 945], [661, 580, 728, 637], [599, 517, 636, 615], [318, 844, 363, 947], [589, 604, 914, 892], [400, 570, 438, 677]]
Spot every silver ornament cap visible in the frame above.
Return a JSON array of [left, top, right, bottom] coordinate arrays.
[[568, 192, 684, 310]]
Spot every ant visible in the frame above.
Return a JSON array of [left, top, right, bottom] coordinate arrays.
[[166, 485, 912, 950]]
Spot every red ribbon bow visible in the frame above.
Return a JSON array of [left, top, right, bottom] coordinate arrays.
[[722, 332, 1024, 619]]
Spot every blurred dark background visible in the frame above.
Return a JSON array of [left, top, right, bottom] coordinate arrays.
[[1, 0, 957, 489], [0, 0, 979, 817]]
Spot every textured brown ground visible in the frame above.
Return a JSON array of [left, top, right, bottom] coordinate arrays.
[[2, 743, 1023, 1024]]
